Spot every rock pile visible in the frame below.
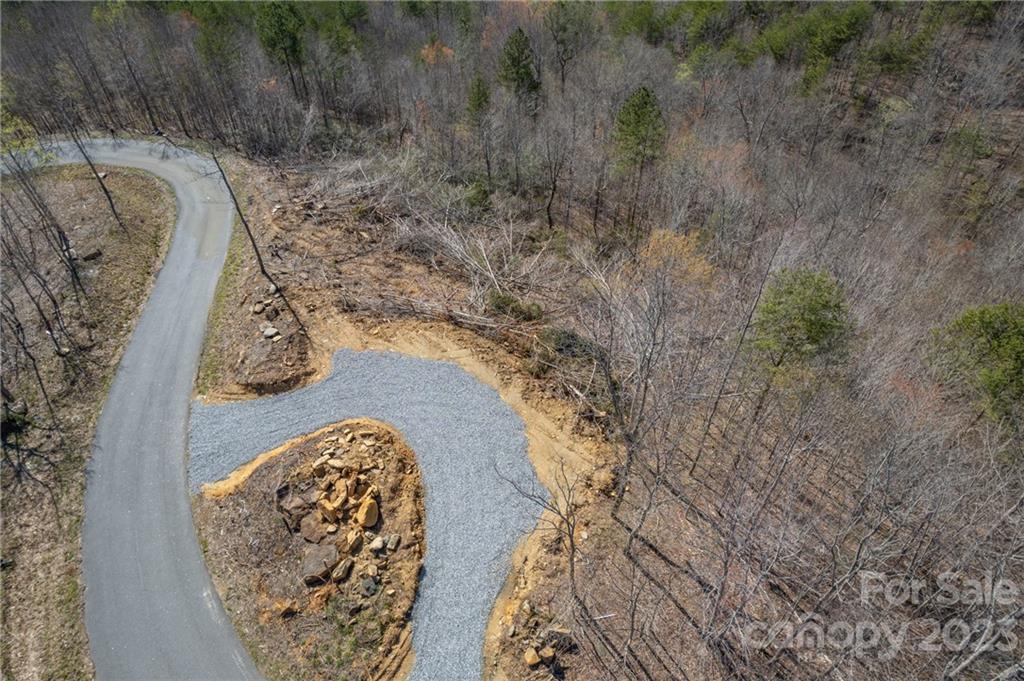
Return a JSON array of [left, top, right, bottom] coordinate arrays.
[[274, 426, 409, 599], [510, 600, 576, 673], [229, 281, 317, 393], [252, 295, 282, 340], [234, 287, 313, 393], [195, 418, 423, 681]]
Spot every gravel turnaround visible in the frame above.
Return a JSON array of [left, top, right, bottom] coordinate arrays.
[[190, 348, 545, 680], [30, 140, 264, 680]]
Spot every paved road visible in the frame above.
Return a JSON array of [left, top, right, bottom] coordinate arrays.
[[190, 349, 543, 681], [45, 139, 262, 680]]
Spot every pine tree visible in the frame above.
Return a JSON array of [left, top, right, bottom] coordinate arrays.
[[613, 86, 666, 172], [255, 2, 305, 66], [466, 72, 490, 126], [614, 86, 667, 227], [255, 2, 308, 99], [752, 268, 854, 370], [498, 28, 541, 107], [466, 72, 493, 188]]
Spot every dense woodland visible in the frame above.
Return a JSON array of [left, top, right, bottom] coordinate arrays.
[[2, 2, 1024, 680]]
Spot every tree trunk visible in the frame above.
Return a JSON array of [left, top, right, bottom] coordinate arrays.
[[70, 130, 127, 234]]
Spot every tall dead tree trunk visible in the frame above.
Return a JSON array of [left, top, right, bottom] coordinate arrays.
[[210, 149, 305, 333], [68, 126, 127, 234]]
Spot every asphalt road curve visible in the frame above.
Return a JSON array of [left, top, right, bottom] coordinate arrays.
[[45, 139, 262, 680]]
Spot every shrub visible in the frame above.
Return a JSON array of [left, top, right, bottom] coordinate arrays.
[[607, 1, 667, 45], [670, 1, 729, 45], [465, 180, 491, 212], [632, 229, 713, 287], [352, 202, 370, 221], [940, 0, 998, 27], [931, 303, 1024, 428], [857, 25, 936, 79], [752, 268, 854, 368], [527, 224, 568, 258], [757, 2, 871, 62], [800, 1, 873, 90], [856, 1, 991, 83], [677, 43, 714, 82], [946, 124, 993, 162], [538, 326, 601, 360], [485, 290, 542, 322], [956, 176, 993, 228]]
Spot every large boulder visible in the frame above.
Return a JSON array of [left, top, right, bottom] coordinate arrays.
[[355, 497, 378, 528], [301, 543, 339, 586], [300, 513, 328, 543]]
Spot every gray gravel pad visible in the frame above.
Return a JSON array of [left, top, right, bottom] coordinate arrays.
[[189, 348, 545, 680]]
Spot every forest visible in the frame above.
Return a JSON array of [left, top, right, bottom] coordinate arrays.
[[2, 1, 1023, 680]]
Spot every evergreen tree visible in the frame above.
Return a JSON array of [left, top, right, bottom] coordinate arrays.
[[931, 302, 1024, 429], [302, 2, 365, 57], [612, 86, 666, 172], [467, 72, 493, 187], [255, 1, 308, 100], [498, 28, 541, 107], [466, 72, 490, 125], [255, 2, 305, 66], [613, 86, 667, 225], [173, 2, 250, 64], [752, 268, 854, 369]]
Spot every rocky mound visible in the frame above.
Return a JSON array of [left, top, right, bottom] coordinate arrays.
[[232, 289, 314, 394], [194, 419, 424, 681]]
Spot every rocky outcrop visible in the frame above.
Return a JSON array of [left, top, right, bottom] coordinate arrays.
[[197, 419, 425, 681]]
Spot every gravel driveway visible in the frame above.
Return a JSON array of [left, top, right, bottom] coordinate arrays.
[[190, 350, 544, 679]]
